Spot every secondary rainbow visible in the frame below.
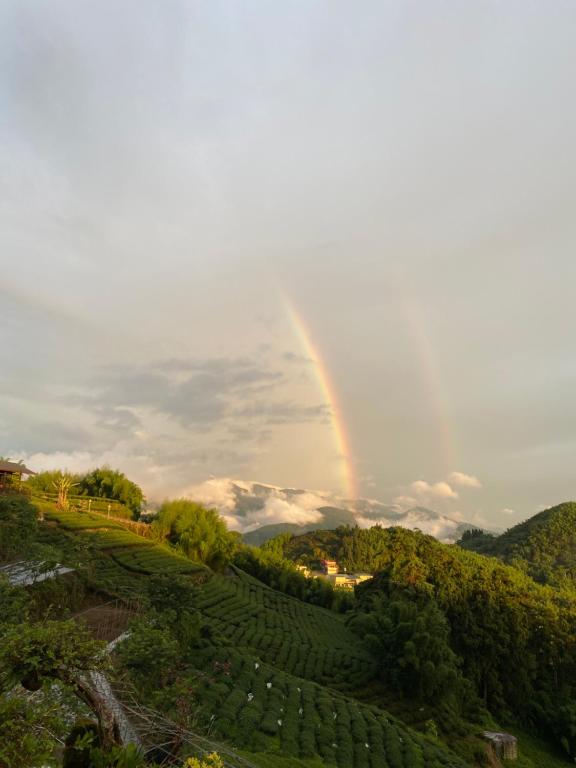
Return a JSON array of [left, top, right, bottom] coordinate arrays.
[[284, 298, 358, 501]]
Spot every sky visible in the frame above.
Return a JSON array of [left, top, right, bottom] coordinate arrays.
[[2, 0, 576, 529]]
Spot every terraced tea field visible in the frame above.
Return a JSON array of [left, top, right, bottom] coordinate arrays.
[[41, 505, 204, 577], [195, 569, 376, 689], [195, 649, 467, 768], [42, 506, 127, 530]]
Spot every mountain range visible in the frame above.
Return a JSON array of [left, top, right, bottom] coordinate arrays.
[[186, 478, 484, 545]]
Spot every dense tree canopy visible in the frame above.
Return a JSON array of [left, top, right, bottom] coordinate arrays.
[[234, 546, 354, 612], [350, 526, 576, 758], [152, 499, 238, 569], [78, 467, 145, 516], [0, 494, 38, 560], [459, 501, 576, 588], [27, 466, 145, 518]]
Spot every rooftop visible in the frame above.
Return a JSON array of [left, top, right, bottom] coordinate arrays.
[[0, 460, 36, 475]]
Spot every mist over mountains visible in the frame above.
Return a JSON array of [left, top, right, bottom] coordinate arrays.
[[185, 478, 483, 545]]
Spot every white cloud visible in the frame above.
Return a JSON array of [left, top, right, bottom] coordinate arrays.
[[183, 479, 327, 532], [355, 511, 462, 542], [501, 508, 516, 516], [410, 480, 458, 500], [183, 478, 238, 513], [448, 471, 482, 489], [243, 497, 324, 530]]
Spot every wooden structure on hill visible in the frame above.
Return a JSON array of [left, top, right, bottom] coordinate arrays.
[[0, 459, 36, 490]]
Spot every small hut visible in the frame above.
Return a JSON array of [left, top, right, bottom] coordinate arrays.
[[482, 731, 518, 761], [0, 460, 36, 491]]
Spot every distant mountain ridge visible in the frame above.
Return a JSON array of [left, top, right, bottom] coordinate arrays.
[[460, 501, 576, 586], [186, 478, 484, 545]]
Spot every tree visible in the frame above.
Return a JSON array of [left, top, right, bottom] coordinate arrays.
[[357, 594, 465, 707], [0, 620, 121, 750], [0, 494, 38, 560], [78, 467, 145, 517], [27, 470, 81, 496], [0, 692, 66, 768], [54, 474, 79, 510], [152, 500, 237, 569]]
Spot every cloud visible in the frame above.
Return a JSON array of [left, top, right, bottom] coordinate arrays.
[[183, 478, 326, 532], [355, 510, 463, 541], [410, 480, 458, 500], [501, 508, 516, 516], [243, 497, 324, 530], [395, 471, 482, 509], [79, 357, 326, 432], [181, 478, 239, 513], [448, 471, 482, 489]]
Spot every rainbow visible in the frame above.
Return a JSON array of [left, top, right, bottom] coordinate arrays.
[[398, 293, 456, 475], [284, 299, 358, 501]]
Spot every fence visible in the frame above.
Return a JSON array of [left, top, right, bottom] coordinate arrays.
[[32, 491, 134, 520], [73, 597, 143, 643]]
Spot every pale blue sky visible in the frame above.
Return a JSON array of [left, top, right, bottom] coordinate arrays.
[[1, 1, 576, 526]]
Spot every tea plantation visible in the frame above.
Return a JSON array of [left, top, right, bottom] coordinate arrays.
[[41, 504, 205, 577], [32, 504, 473, 766], [195, 569, 376, 689], [193, 649, 467, 768]]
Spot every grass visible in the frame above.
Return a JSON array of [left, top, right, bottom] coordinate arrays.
[[504, 728, 572, 768]]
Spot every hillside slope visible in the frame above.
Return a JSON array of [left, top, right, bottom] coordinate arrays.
[[350, 527, 576, 761], [459, 501, 576, 586], [28, 503, 471, 767]]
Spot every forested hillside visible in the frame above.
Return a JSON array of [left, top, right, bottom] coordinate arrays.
[[3, 486, 576, 767], [349, 527, 576, 760], [458, 502, 576, 587]]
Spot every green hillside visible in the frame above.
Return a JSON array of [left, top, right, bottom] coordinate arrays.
[[195, 568, 375, 689], [459, 502, 576, 586], [1, 497, 473, 768], [4, 494, 576, 767], [350, 526, 576, 760]]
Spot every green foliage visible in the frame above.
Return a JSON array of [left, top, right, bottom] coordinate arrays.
[[277, 523, 430, 574], [194, 569, 375, 689], [234, 546, 354, 612], [0, 691, 65, 768], [41, 504, 204, 581], [349, 592, 475, 724], [42, 506, 126, 530], [63, 719, 101, 768], [152, 499, 237, 569], [459, 502, 576, 588], [352, 526, 576, 758], [110, 544, 204, 575], [64, 727, 150, 768], [0, 493, 38, 560], [117, 619, 180, 690], [0, 619, 107, 692], [78, 467, 145, 517], [186, 647, 469, 768], [27, 470, 82, 495], [0, 575, 30, 627]]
